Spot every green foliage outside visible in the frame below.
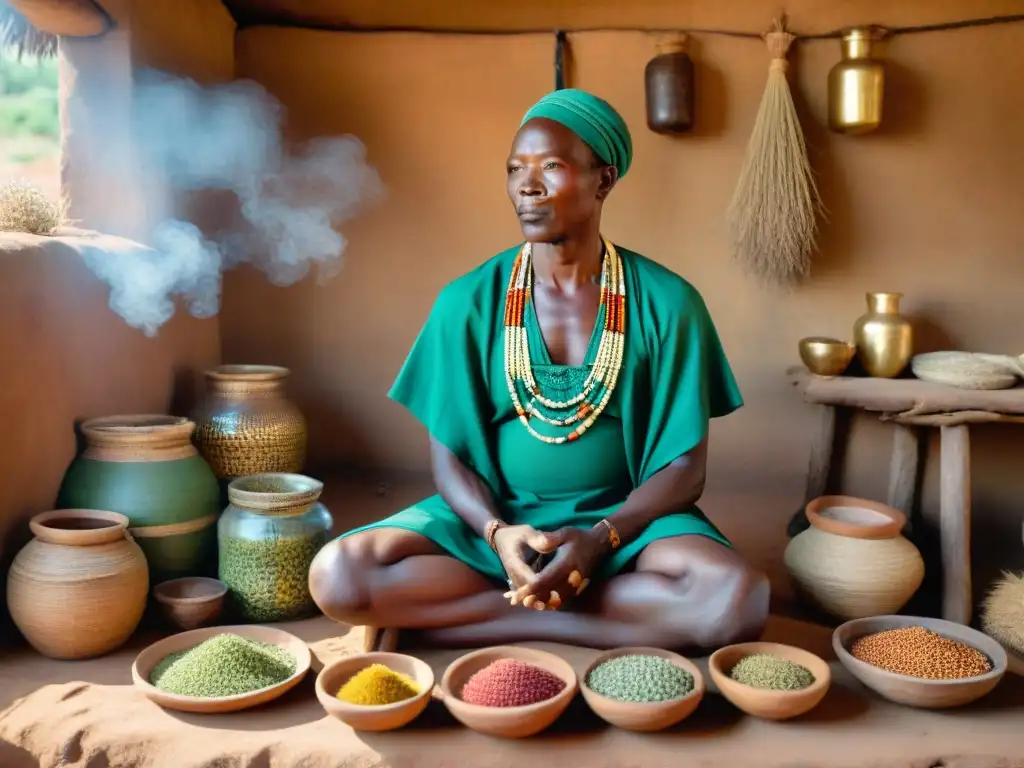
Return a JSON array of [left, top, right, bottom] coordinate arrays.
[[0, 50, 59, 164]]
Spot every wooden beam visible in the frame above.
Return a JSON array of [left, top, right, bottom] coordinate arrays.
[[223, 0, 1024, 36], [888, 411, 1024, 427], [940, 425, 972, 625], [788, 366, 1024, 416]]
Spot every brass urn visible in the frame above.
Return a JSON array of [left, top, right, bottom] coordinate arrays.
[[193, 365, 307, 480], [828, 26, 885, 134], [853, 292, 913, 378]]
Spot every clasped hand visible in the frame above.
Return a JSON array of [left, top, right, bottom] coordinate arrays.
[[493, 524, 606, 611]]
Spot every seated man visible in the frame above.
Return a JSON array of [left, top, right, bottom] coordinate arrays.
[[309, 88, 769, 651]]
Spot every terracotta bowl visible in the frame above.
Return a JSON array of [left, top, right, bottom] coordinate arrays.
[[709, 641, 831, 720], [131, 625, 311, 714], [440, 645, 578, 738], [579, 647, 705, 731], [153, 577, 227, 630], [315, 651, 434, 732], [833, 615, 1007, 709]]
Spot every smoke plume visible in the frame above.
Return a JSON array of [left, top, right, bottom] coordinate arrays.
[[75, 69, 385, 336]]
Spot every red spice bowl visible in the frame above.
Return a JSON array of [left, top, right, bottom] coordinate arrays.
[[315, 651, 435, 731], [579, 647, 705, 732], [708, 641, 831, 721], [439, 645, 578, 738], [833, 615, 1007, 709]]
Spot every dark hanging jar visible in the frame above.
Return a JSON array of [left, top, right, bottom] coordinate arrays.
[[644, 33, 695, 134]]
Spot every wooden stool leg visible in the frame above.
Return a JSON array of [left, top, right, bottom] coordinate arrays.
[[887, 423, 920, 531], [940, 424, 971, 625], [806, 404, 837, 502], [788, 404, 837, 538]]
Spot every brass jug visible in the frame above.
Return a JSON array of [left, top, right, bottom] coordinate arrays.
[[828, 27, 885, 134], [853, 292, 913, 378]]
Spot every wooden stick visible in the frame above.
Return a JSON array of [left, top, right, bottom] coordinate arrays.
[[887, 423, 919, 531], [788, 366, 1024, 415], [939, 425, 972, 625]]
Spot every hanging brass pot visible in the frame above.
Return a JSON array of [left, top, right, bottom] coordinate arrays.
[[827, 26, 886, 134], [644, 33, 695, 134]]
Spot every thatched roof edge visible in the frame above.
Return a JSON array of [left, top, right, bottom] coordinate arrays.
[[1, 0, 115, 59], [0, 4, 57, 58]]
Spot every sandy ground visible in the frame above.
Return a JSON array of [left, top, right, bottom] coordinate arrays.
[[2, 614, 1024, 768]]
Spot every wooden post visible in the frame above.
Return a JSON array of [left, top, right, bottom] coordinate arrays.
[[805, 404, 837, 502], [939, 425, 971, 625], [887, 424, 919, 530]]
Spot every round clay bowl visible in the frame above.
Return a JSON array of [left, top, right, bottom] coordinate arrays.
[[579, 647, 705, 731], [440, 645, 578, 738], [131, 625, 311, 713], [153, 577, 227, 630], [833, 615, 1006, 709], [315, 651, 434, 731], [709, 641, 831, 720]]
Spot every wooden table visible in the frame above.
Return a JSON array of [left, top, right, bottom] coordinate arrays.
[[787, 366, 1024, 626]]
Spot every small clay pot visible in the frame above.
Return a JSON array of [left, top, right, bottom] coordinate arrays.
[[783, 495, 925, 620], [153, 576, 227, 630], [7, 509, 149, 659]]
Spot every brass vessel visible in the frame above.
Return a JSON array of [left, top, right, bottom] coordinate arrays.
[[193, 365, 307, 480], [799, 337, 856, 377], [853, 293, 913, 378], [828, 26, 885, 134]]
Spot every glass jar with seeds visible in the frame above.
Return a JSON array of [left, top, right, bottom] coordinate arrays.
[[218, 473, 332, 622]]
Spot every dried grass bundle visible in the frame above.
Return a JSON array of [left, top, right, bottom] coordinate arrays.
[[727, 18, 823, 286], [0, 179, 68, 236], [981, 571, 1024, 657]]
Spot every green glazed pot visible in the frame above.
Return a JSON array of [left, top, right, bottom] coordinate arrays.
[[57, 415, 220, 582]]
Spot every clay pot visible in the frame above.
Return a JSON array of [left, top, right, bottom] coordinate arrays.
[[56, 415, 221, 582], [783, 495, 924, 621], [7, 509, 149, 659], [193, 365, 307, 481]]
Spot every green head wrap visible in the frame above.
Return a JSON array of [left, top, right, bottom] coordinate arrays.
[[520, 88, 633, 178]]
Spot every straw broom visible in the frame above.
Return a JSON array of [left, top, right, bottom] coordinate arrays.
[[727, 18, 823, 286]]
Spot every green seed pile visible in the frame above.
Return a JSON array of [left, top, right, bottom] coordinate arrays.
[[729, 654, 815, 691], [850, 626, 992, 680], [219, 531, 327, 622], [586, 655, 695, 702], [150, 633, 296, 697]]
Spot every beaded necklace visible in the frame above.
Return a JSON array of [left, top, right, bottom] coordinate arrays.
[[503, 237, 626, 444]]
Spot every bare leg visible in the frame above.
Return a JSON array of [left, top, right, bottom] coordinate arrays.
[[309, 529, 507, 629], [310, 530, 770, 652], [425, 536, 769, 650]]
